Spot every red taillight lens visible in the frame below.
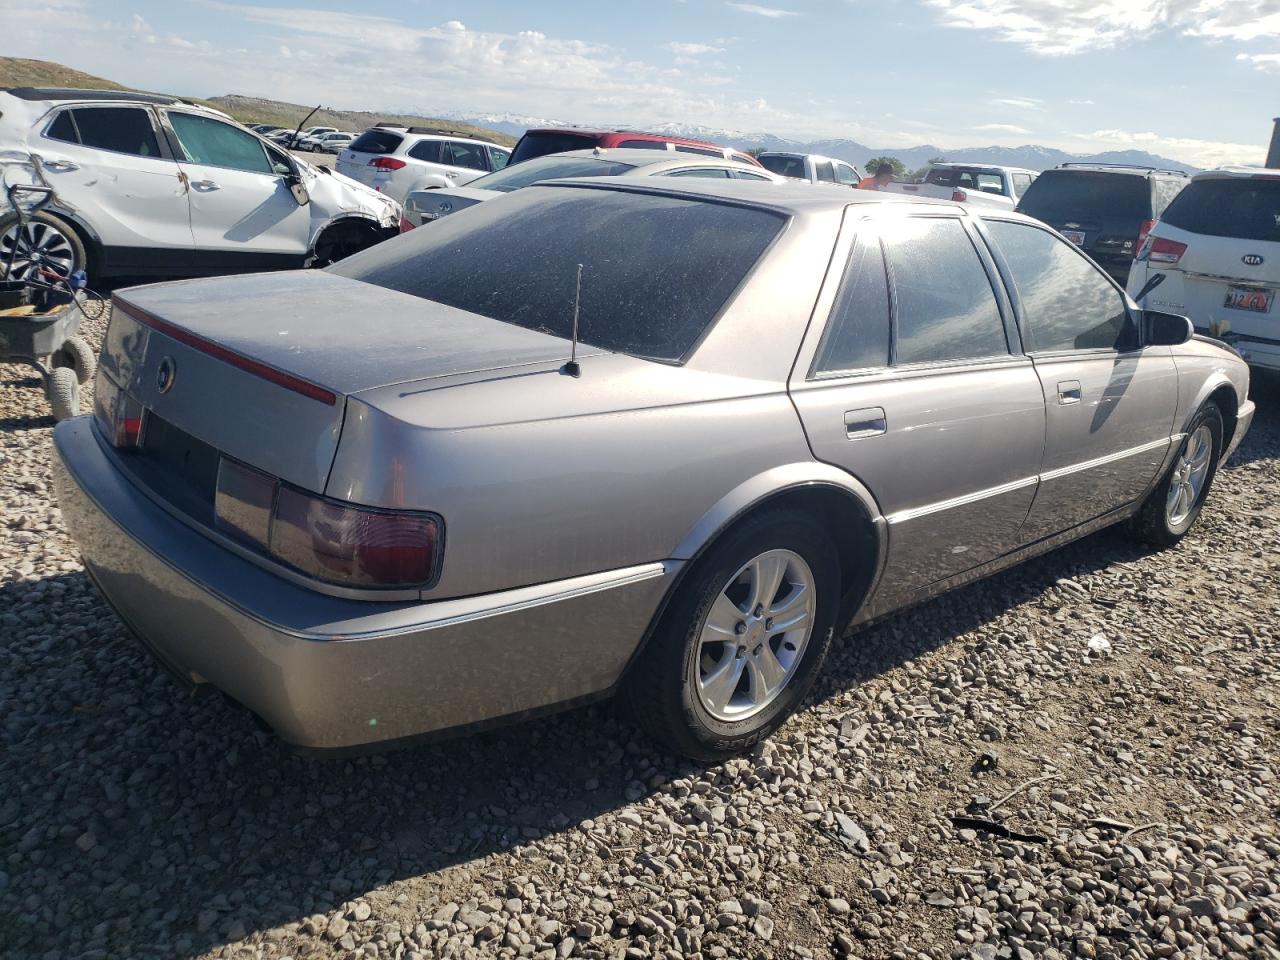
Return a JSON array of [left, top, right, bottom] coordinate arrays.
[[1136, 219, 1156, 250], [369, 157, 406, 171], [399, 215, 415, 233], [269, 486, 439, 588], [952, 189, 967, 202], [1145, 236, 1187, 265], [92, 371, 143, 449]]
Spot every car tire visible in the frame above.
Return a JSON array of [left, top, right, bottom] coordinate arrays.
[[0, 210, 87, 283], [621, 508, 840, 761], [1130, 403, 1223, 547], [46, 366, 81, 422], [53, 335, 97, 385]]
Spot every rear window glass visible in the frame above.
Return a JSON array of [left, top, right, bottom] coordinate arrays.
[[349, 130, 404, 154], [618, 139, 668, 150], [759, 155, 805, 179], [48, 107, 161, 157], [510, 131, 600, 164], [1017, 171, 1151, 221], [330, 187, 784, 362], [1161, 178, 1280, 243], [467, 156, 636, 193]]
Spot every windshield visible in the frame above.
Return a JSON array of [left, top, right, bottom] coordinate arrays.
[[1018, 171, 1150, 221], [468, 156, 637, 193], [1162, 178, 1280, 243], [758, 155, 806, 179], [330, 186, 785, 363], [510, 130, 601, 164]]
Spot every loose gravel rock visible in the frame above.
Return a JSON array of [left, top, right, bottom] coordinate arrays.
[[2, 306, 1278, 959]]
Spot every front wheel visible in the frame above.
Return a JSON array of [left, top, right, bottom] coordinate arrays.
[[621, 509, 840, 761], [1130, 404, 1223, 547], [0, 211, 86, 283]]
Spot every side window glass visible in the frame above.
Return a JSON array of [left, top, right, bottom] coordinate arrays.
[[1012, 174, 1032, 196], [61, 108, 161, 157], [408, 139, 442, 164], [663, 168, 731, 178], [443, 141, 488, 171], [169, 113, 270, 173], [985, 220, 1137, 352], [816, 162, 836, 183], [835, 163, 859, 185], [882, 217, 1008, 364], [813, 230, 891, 375], [46, 111, 78, 144], [490, 148, 510, 171], [733, 170, 772, 181], [976, 173, 1003, 194]]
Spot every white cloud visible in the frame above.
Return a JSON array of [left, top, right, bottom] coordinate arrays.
[[1079, 128, 1264, 168], [1068, 98, 1095, 105], [992, 97, 1041, 109], [666, 41, 725, 56], [975, 123, 1030, 135], [1237, 51, 1280, 71], [726, 2, 798, 18], [1191, 1, 1280, 41]]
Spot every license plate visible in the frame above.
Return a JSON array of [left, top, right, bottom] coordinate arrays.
[[1225, 286, 1274, 313], [1062, 230, 1086, 246]]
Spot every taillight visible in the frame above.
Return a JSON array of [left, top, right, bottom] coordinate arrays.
[[214, 457, 441, 589], [369, 157, 406, 171], [399, 215, 415, 233], [952, 189, 967, 202], [92, 371, 143, 449], [1140, 236, 1188, 265], [1136, 219, 1156, 250]]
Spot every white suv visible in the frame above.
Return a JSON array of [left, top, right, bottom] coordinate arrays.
[[336, 127, 512, 203], [0, 88, 401, 281], [1127, 168, 1280, 370]]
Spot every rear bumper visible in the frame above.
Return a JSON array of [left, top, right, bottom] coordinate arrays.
[[52, 417, 676, 751], [1222, 334, 1280, 373]]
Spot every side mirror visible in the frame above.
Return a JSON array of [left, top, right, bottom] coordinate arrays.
[[1144, 310, 1193, 347], [283, 165, 310, 206]]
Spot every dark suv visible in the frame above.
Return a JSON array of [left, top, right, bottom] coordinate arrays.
[[1015, 164, 1188, 284]]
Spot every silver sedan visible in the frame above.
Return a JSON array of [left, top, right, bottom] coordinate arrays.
[[53, 180, 1253, 759]]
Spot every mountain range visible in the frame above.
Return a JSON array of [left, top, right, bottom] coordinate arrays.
[[434, 110, 1200, 174]]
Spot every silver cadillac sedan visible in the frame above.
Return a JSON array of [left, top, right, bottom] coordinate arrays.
[[52, 180, 1254, 760]]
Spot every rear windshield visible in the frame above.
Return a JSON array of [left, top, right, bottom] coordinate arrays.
[[1161, 178, 1280, 243], [330, 186, 785, 362], [468, 156, 637, 193], [348, 130, 404, 154], [510, 131, 601, 165], [1018, 171, 1151, 221], [758, 155, 805, 179]]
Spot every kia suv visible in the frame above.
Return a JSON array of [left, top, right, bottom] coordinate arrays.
[[509, 128, 762, 168], [335, 127, 512, 203], [1016, 163, 1188, 283], [1127, 167, 1280, 371]]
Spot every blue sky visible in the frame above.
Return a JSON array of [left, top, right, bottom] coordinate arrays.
[[5, 0, 1276, 166]]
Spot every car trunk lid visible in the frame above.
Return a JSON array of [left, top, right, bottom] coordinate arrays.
[[104, 270, 588, 493]]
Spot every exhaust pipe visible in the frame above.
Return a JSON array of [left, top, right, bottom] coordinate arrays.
[[1268, 118, 1280, 169]]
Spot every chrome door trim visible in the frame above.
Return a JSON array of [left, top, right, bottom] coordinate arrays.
[[1039, 436, 1177, 483], [885, 474, 1039, 525]]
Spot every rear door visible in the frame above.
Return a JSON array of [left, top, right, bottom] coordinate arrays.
[[789, 208, 1046, 615], [981, 218, 1178, 540], [36, 104, 193, 258], [441, 140, 491, 185], [162, 110, 310, 260]]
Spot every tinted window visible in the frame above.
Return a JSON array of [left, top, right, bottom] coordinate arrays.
[[882, 217, 1007, 364], [442, 141, 489, 171], [510, 131, 599, 164], [816, 161, 836, 183], [490, 148, 510, 171], [813, 232, 890, 375], [467, 156, 637, 193], [925, 168, 954, 187], [664, 168, 730, 178], [618, 139, 669, 150], [349, 130, 404, 154], [331, 187, 784, 362], [674, 146, 724, 158], [169, 113, 271, 173], [986, 220, 1136, 352], [1162, 178, 1280, 242], [758, 155, 805, 179], [1017, 171, 1151, 221], [407, 139, 441, 163], [50, 107, 161, 157]]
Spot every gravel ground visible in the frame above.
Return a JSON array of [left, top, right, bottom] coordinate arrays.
[[2, 305, 1278, 960]]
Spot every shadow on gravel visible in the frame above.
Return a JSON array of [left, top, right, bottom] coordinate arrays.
[[4, 401, 1277, 959]]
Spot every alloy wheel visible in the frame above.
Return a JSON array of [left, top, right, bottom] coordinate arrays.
[[1, 220, 77, 282], [1166, 424, 1213, 526], [694, 548, 817, 722]]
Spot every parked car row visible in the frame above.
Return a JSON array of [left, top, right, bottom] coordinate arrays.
[[247, 124, 357, 154]]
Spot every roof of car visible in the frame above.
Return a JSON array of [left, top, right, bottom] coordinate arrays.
[[391, 127, 509, 148], [928, 162, 1038, 175], [522, 127, 725, 147], [529, 147, 765, 169], [2, 86, 181, 104], [1191, 166, 1280, 181], [1052, 162, 1189, 178]]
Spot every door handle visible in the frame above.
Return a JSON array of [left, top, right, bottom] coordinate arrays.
[[190, 179, 220, 190], [445, 171, 460, 178], [1057, 380, 1082, 405], [845, 407, 887, 440], [43, 159, 79, 172]]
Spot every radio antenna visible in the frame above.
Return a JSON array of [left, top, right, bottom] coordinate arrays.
[[561, 263, 583, 378]]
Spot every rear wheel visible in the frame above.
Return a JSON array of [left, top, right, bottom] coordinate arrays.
[[0, 211, 86, 282], [621, 509, 839, 760], [1131, 404, 1223, 547]]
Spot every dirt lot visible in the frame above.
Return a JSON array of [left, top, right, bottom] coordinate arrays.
[[1, 306, 1278, 960]]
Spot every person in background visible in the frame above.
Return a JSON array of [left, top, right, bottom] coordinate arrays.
[[858, 162, 895, 190]]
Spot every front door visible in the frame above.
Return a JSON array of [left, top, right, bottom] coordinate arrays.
[[36, 104, 193, 265], [789, 209, 1047, 616], [981, 219, 1179, 540], [162, 110, 311, 261]]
